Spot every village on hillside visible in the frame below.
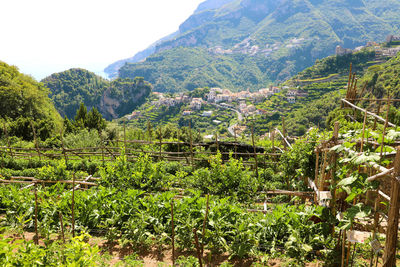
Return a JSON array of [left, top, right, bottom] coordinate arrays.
[[125, 85, 309, 122]]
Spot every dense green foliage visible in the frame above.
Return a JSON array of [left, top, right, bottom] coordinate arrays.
[[0, 61, 62, 141], [42, 68, 109, 119], [42, 69, 152, 120], [360, 53, 400, 99]]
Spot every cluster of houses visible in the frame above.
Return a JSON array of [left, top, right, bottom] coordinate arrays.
[[152, 92, 190, 107], [336, 36, 400, 57], [126, 85, 308, 120], [206, 86, 281, 104], [208, 37, 306, 57]]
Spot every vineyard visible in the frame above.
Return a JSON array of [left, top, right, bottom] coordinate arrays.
[[2, 68, 400, 266]]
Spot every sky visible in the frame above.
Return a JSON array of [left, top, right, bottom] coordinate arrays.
[[0, 0, 204, 80]]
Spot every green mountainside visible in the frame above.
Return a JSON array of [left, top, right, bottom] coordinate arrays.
[[110, 0, 400, 93], [0, 61, 62, 140], [42, 69, 152, 120]]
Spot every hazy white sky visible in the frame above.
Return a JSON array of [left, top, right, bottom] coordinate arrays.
[[0, 0, 204, 80]]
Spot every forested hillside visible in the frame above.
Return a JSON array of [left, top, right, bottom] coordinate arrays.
[[0, 61, 62, 140], [42, 69, 152, 120], [109, 0, 400, 92]]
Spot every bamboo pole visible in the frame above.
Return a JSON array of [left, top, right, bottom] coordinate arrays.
[[34, 183, 39, 245], [189, 122, 194, 170], [59, 212, 65, 243], [60, 128, 68, 166], [331, 122, 339, 234], [215, 131, 219, 153], [234, 128, 238, 160], [341, 99, 396, 128], [282, 117, 287, 151], [171, 199, 175, 266], [124, 122, 127, 152], [201, 194, 210, 256], [159, 127, 163, 161], [252, 123, 259, 178], [72, 173, 75, 238], [382, 146, 400, 266], [380, 97, 392, 160], [193, 228, 203, 267], [373, 100, 382, 131]]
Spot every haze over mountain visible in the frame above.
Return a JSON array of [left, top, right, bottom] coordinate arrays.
[[105, 0, 400, 92]]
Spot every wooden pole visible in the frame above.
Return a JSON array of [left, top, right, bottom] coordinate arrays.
[[193, 228, 203, 267], [314, 149, 320, 203], [373, 100, 382, 131], [341, 230, 346, 267], [123, 122, 127, 153], [251, 123, 259, 178], [215, 131, 219, 153], [234, 128, 238, 160], [380, 97, 392, 159], [382, 146, 400, 266], [282, 117, 287, 151], [100, 133, 105, 167], [60, 128, 68, 166], [59, 212, 65, 243], [370, 188, 380, 267], [159, 127, 163, 161], [319, 148, 328, 192], [201, 194, 210, 256], [34, 183, 39, 245], [331, 122, 340, 234], [189, 121, 194, 170], [345, 63, 353, 100], [171, 199, 175, 266], [72, 173, 75, 238]]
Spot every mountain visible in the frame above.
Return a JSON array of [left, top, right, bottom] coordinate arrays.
[[42, 69, 152, 120], [107, 0, 400, 93], [0, 61, 62, 140]]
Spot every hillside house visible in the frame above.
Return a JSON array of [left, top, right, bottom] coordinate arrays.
[[182, 110, 192, 116], [387, 35, 400, 43], [190, 98, 202, 110], [335, 45, 352, 56], [287, 96, 296, 103], [202, 111, 213, 117]]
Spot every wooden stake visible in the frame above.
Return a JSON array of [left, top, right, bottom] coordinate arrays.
[[382, 146, 400, 266], [60, 128, 68, 166], [72, 173, 75, 237], [59, 212, 65, 243], [251, 123, 259, 178], [380, 97, 391, 161], [159, 127, 163, 161], [201, 194, 210, 256], [319, 148, 328, 191], [341, 230, 346, 267], [345, 63, 353, 100], [234, 128, 238, 160], [282, 117, 287, 151], [373, 100, 382, 131], [123, 122, 127, 152], [331, 122, 340, 234], [193, 228, 203, 267], [171, 199, 175, 266], [215, 131, 219, 153], [34, 183, 39, 245], [189, 121, 194, 170]]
